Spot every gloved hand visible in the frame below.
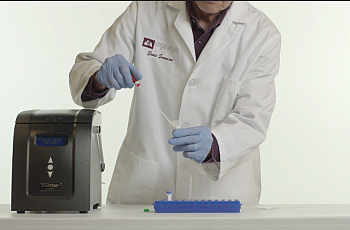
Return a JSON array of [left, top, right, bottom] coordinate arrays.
[[168, 126, 213, 163], [96, 54, 142, 90]]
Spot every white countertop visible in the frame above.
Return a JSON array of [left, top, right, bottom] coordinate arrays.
[[1, 204, 350, 230]]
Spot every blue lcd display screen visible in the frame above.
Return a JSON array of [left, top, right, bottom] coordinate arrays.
[[35, 135, 68, 147]]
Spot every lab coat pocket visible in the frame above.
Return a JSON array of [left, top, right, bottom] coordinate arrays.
[[211, 77, 242, 126], [210, 159, 259, 204], [108, 144, 159, 204]]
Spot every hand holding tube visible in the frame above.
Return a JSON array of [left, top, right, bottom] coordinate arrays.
[[168, 126, 213, 163]]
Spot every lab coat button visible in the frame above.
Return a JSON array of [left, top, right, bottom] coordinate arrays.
[[188, 80, 196, 86], [181, 163, 187, 169], [47, 164, 53, 171]]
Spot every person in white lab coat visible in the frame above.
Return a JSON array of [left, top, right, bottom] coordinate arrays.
[[69, 1, 281, 205]]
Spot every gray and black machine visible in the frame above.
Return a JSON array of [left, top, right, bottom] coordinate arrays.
[[11, 109, 105, 213]]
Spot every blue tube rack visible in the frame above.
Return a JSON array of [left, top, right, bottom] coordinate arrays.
[[153, 199, 241, 213]]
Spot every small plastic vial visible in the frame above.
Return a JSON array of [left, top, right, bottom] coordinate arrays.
[[171, 120, 180, 130], [166, 191, 172, 201]]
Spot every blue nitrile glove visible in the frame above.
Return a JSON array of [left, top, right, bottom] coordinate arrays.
[[168, 126, 213, 163], [96, 54, 142, 90]]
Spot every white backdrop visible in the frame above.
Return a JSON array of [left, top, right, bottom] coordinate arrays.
[[1, 2, 349, 205]]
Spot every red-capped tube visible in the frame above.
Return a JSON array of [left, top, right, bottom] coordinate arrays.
[[131, 75, 140, 87]]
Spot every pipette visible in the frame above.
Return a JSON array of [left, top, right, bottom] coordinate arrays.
[[132, 75, 205, 175], [132, 75, 178, 129]]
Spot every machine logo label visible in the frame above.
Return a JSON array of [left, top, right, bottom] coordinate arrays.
[[142, 37, 155, 49], [40, 183, 62, 191]]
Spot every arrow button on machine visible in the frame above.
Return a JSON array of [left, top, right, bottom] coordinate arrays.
[[47, 164, 54, 170], [47, 157, 54, 178]]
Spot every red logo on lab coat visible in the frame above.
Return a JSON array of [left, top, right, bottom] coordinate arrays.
[[142, 37, 155, 49]]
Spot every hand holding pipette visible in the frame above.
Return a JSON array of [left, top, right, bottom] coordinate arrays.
[[96, 54, 142, 90]]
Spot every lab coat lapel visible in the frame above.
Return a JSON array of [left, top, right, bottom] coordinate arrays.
[[169, 2, 196, 63], [193, 1, 249, 72], [194, 16, 237, 70]]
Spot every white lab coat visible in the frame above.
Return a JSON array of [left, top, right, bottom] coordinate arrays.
[[69, 1, 281, 205]]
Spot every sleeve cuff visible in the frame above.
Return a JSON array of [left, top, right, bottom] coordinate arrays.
[[81, 71, 110, 102], [202, 134, 220, 163]]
